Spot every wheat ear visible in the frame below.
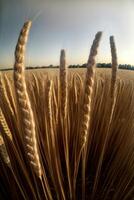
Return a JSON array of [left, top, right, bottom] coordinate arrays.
[[0, 134, 10, 167], [4, 74, 18, 117], [0, 73, 14, 116], [14, 21, 42, 177], [80, 32, 102, 149], [46, 80, 53, 130], [0, 108, 12, 140], [59, 49, 67, 119], [110, 36, 118, 98], [0, 108, 12, 167]]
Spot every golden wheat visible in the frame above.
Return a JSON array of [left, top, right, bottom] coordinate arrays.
[[0, 134, 10, 166], [80, 31, 102, 149], [14, 21, 42, 177], [110, 36, 118, 98], [59, 49, 67, 119], [0, 21, 134, 200]]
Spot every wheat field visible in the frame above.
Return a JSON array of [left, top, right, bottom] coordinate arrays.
[[0, 21, 134, 200]]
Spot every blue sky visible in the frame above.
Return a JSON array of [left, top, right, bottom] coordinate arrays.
[[0, 0, 134, 68]]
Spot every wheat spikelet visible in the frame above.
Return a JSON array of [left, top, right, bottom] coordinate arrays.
[[4, 74, 18, 118], [108, 36, 118, 124], [45, 79, 53, 131], [0, 73, 14, 117], [0, 134, 10, 167], [52, 83, 58, 124], [110, 36, 118, 98], [0, 108, 12, 140], [80, 31, 102, 149], [59, 49, 67, 119], [0, 108, 12, 167], [13, 21, 42, 177]]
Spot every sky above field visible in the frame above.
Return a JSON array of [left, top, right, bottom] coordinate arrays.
[[0, 0, 134, 68]]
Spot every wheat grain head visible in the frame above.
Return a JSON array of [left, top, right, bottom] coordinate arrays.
[[80, 31, 102, 149], [0, 134, 11, 167], [110, 36, 118, 98], [59, 49, 67, 119], [14, 21, 42, 177]]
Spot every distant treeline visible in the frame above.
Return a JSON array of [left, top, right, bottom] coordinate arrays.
[[1, 63, 134, 71], [68, 63, 134, 70]]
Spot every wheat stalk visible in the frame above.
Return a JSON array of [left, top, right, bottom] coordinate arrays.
[[80, 31, 102, 149], [13, 21, 42, 177], [91, 37, 118, 198]]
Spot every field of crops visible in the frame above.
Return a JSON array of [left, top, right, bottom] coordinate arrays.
[[4, 67, 134, 80]]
